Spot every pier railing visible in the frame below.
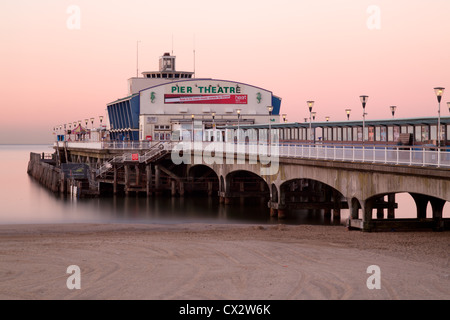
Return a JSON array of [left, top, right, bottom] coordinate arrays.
[[188, 142, 450, 169], [62, 140, 450, 169]]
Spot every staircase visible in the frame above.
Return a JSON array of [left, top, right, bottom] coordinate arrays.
[[96, 142, 173, 178]]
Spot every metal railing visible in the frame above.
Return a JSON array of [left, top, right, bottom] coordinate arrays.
[[188, 142, 450, 169]]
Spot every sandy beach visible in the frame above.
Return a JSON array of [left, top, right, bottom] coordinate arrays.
[[0, 223, 449, 300]]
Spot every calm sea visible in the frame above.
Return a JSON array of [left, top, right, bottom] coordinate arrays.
[[0, 144, 447, 225]]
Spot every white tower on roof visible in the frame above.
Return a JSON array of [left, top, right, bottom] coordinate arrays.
[[128, 53, 195, 95]]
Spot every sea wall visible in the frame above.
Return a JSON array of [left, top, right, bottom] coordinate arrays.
[[27, 153, 64, 194]]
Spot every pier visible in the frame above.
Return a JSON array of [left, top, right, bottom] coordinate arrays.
[[27, 138, 450, 232]]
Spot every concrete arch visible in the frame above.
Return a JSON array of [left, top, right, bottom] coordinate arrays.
[[187, 164, 219, 196], [224, 170, 271, 204]]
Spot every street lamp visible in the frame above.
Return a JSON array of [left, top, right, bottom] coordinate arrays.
[[307, 101, 314, 141], [360, 95, 369, 144], [267, 106, 273, 151], [311, 112, 316, 121], [236, 109, 242, 142], [211, 112, 216, 141], [90, 117, 95, 129], [282, 114, 287, 123], [434, 87, 445, 147], [191, 114, 195, 143], [346, 109, 351, 120], [447, 102, 450, 113], [390, 106, 397, 119], [325, 116, 330, 122]]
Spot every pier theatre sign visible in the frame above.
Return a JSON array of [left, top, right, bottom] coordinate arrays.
[[165, 85, 248, 105]]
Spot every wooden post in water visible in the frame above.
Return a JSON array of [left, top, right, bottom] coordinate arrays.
[[155, 165, 161, 195], [387, 194, 395, 219], [124, 165, 130, 195], [146, 164, 152, 196], [113, 165, 118, 195]]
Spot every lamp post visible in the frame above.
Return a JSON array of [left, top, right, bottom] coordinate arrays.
[[390, 106, 397, 119], [434, 87, 445, 147], [211, 112, 216, 142], [360, 96, 369, 144], [267, 106, 273, 152], [282, 114, 287, 123], [236, 109, 241, 142], [191, 114, 195, 144], [307, 101, 314, 142], [325, 116, 330, 122], [346, 109, 351, 120]]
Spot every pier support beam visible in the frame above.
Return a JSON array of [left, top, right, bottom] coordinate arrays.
[[411, 193, 429, 219], [387, 194, 396, 219], [113, 165, 118, 195], [155, 165, 161, 195], [430, 197, 446, 231], [124, 165, 130, 195], [146, 164, 152, 196]]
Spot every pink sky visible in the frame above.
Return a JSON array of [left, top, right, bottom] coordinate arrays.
[[1, 0, 449, 144]]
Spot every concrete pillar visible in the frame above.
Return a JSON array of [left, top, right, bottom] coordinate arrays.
[[332, 190, 341, 223], [411, 193, 428, 219], [361, 199, 374, 232], [430, 197, 446, 231]]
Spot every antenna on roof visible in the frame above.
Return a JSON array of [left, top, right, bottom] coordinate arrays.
[[171, 34, 174, 55], [193, 34, 196, 78], [136, 40, 141, 77]]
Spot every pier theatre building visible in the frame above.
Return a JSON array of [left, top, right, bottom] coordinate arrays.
[[107, 53, 282, 142]]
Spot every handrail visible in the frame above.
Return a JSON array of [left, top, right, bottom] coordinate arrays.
[[189, 142, 450, 169]]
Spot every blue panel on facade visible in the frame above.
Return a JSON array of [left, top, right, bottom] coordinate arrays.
[[272, 96, 282, 115], [107, 94, 140, 141]]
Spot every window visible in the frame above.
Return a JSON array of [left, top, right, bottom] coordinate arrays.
[[380, 127, 386, 142], [388, 126, 394, 141], [375, 127, 381, 141], [393, 126, 400, 142], [415, 126, 422, 142], [368, 127, 374, 141], [430, 125, 436, 140]]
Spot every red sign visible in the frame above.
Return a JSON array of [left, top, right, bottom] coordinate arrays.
[[132, 154, 139, 161], [146, 135, 152, 141], [164, 94, 247, 104]]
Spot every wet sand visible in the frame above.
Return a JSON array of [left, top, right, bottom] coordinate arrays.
[[0, 223, 449, 300]]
